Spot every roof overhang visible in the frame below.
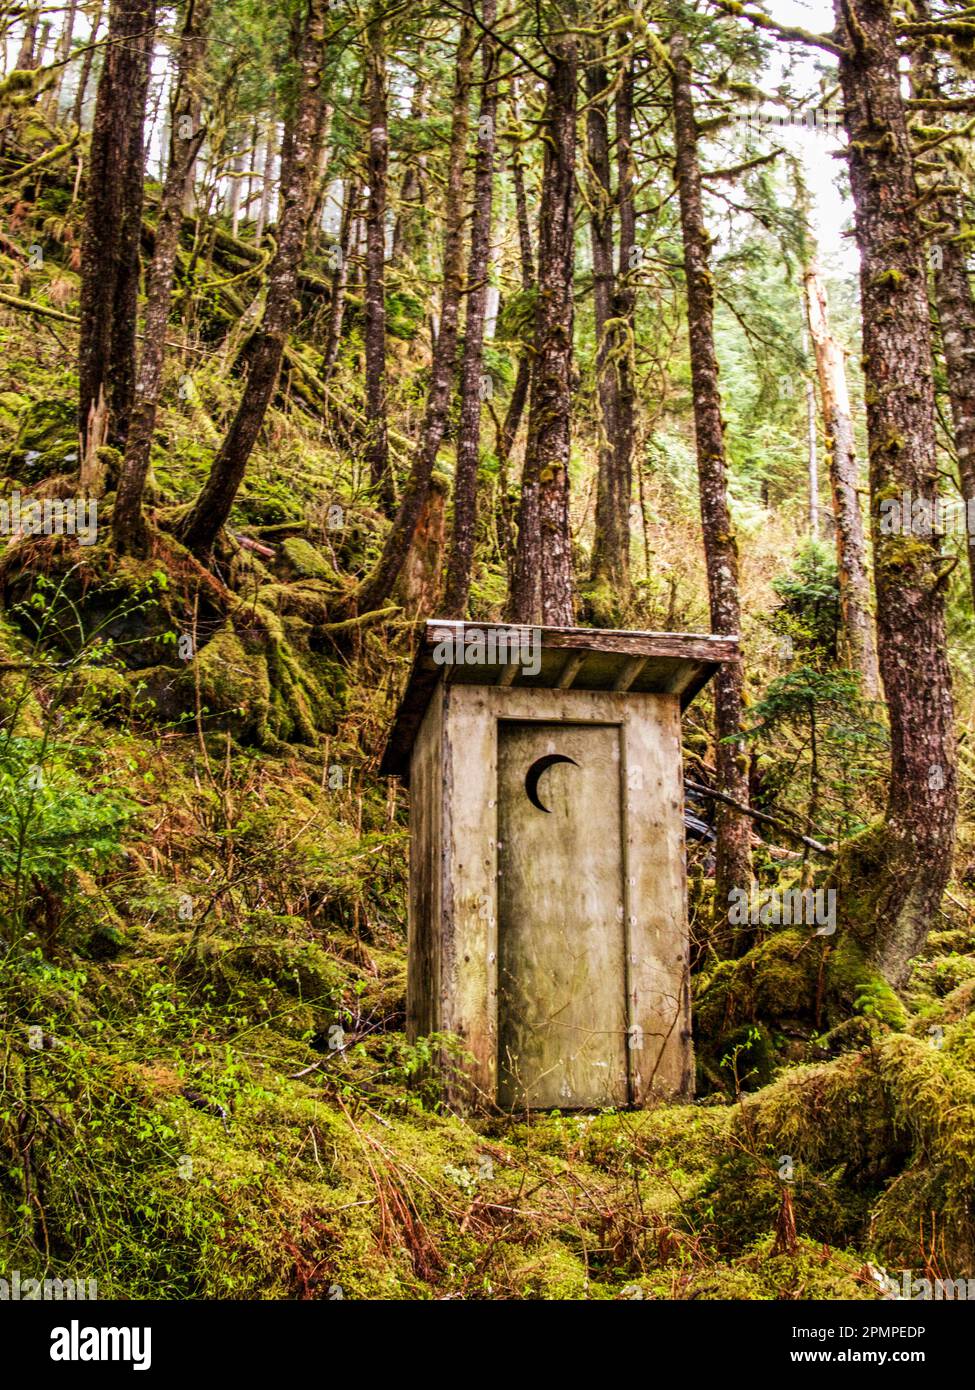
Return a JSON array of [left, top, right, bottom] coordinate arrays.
[[379, 621, 739, 781]]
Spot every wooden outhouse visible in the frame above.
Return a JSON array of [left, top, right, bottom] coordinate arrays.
[[380, 621, 737, 1111]]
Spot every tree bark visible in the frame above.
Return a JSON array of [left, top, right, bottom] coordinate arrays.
[[585, 31, 635, 612], [322, 175, 357, 380], [443, 0, 498, 617], [254, 112, 276, 244], [908, 17, 975, 607], [71, 0, 105, 129], [112, 0, 211, 553], [803, 258, 881, 699], [78, 0, 157, 470], [177, 0, 329, 557], [16, 8, 40, 69], [351, 11, 475, 617], [831, 0, 957, 986], [494, 132, 535, 470], [670, 30, 753, 932], [364, 9, 393, 511], [506, 10, 578, 626]]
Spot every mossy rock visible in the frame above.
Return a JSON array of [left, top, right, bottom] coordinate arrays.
[[685, 1238, 875, 1300], [691, 1036, 975, 1274], [234, 475, 304, 527], [4, 397, 78, 482], [280, 537, 337, 582], [179, 625, 272, 742], [685, 1147, 872, 1257], [64, 663, 132, 716], [694, 929, 823, 1088]]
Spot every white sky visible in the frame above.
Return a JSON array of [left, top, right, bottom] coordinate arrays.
[[758, 0, 857, 269]]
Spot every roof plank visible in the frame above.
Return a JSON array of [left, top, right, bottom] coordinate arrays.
[[378, 621, 739, 779]]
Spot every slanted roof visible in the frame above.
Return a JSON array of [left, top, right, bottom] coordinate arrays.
[[379, 620, 738, 780]]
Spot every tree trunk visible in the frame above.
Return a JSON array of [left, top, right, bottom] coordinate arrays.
[[322, 176, 356, 380], [934, 202, 975, 606], [443, 0, 498, 617], [670, 30, 753, 933], [831, 0, 957, 986], [803, 258, 881, 699], [254, 113, 276, 244], [364, 9, 393, 511], [78, 0, 157, 470], [177, 0, 329, 557], [908, 17, 975, 607], [585, 30, 634, 614], [351, 11, 475, 617], [494, 132, 535, 469], [112, 0, 211, 553], [506, 12, 578, 626], [391, 76, 427, 267], [613, 50, 637, 580], [71, 0, 105, 129], [47, 0, 78, 115], [16, 8, 40, 69]]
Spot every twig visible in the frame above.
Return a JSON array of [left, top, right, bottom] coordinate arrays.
[[685, 778, 834, 857]]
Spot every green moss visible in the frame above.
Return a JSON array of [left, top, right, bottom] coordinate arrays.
[[694, 929, 823, 1089], [280, 536, 337, 582], [181, 624, 272, 742], [689, 1036, 975, 1275], [4, 397, 77, 481]]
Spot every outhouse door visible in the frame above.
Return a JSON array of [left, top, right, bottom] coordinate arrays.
[[496, 721, 629, 1109]]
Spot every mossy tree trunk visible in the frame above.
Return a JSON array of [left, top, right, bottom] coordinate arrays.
[[364, 7, 393, 512], [832, 0, 957, 986], [112, 0, 211, 554], [506, 4, 578, 626], [585, 25, 635, 616], [443, 0, 498, 617], [909, 12, 975, 608], [177, 0, 329, 559], [77, 0, 157, 470], [352, 10, 475, 617], [670, 29, 753, 937]]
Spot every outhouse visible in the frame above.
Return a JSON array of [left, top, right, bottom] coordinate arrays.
[[379, 621, 737, 1111]]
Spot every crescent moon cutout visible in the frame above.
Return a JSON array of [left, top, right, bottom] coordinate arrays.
[[524, 753, 578, 812]]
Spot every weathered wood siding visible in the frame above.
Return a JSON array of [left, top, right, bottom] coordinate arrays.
[[406, 684, 443, 1043], [406, 684, 693, 1109], [497, 721, 628, 1108]]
